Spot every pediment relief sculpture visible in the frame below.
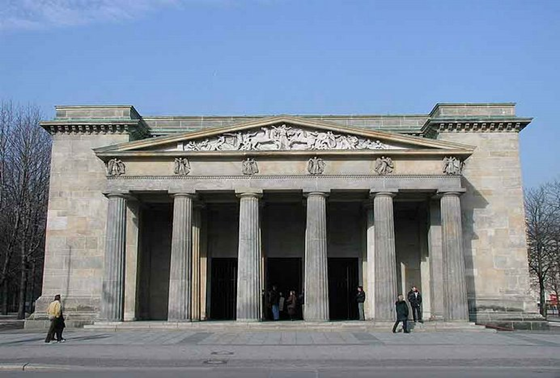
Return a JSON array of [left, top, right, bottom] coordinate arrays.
[[179, 124, 403, 152]]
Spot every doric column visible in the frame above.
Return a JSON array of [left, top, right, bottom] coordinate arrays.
[[191, 203, 203, 321], [168, 193, 195, 321], [100, 193, 127, 321], [440, 191, 469, 321], [304, 192, 329, 321], [236, 191, 262, 321], [428, 199, 445, 320], [373, 191, 397, 321], [365, 201, 375, 320]]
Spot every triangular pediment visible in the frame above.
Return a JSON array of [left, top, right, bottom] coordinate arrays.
[[95, 116, 474, 156]]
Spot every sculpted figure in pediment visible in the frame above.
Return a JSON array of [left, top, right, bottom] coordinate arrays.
[[181, 124, 394, 152]]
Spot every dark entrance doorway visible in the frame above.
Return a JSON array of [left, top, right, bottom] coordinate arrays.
[[210, 258, 237, 320], [266, 258, 302, 319], [328, 258, 359, 320], [138, 204, 173, 320]]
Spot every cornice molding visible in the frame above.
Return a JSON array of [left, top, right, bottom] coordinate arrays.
[[106, 174, 457, 180], [430, 121, 527, 133], [40, 121, 150, 140]]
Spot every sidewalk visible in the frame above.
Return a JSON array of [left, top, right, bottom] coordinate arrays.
[[0, 328, 559, 372]]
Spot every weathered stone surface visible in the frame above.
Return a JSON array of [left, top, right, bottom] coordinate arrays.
[[100, 194, 127, 321], [437, 131, 540, 322], [441, 192, 469, 321], [167, 194, 195, 321], [236, 192, 262, 321], [304, 192, 329, 321], [27, 103, 539, 330], [372, 192, 397, 321]]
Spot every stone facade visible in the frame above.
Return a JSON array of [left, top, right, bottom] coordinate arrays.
[[26, 103, 544, 329]]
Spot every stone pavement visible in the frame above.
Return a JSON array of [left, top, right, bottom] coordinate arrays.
[[0, 328, 559, 374]]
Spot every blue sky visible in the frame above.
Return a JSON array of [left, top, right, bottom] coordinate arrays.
[[0, 0, 558, 188]]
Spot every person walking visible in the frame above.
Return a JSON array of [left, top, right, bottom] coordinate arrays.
[[45, 294, 65, 343], [269, 285, 280, 321], [392, 294, 410, 333], [356, 286, 366, 320], [407, 285, 423, 323], [286, 290, 298, 321]]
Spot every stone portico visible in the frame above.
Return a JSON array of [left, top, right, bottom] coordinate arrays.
[[26, 103, 544, 329]]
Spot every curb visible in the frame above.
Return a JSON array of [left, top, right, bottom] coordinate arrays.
[[0, 363, 75, 371]]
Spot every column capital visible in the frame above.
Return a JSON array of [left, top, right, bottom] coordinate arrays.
[[103, 192, 130, 199], [370, 190, 398, 198], [304, 191, 329, 198], [235, 188, 263, 197], [169, 192, 197, 199], [436, 189, 466, 198]]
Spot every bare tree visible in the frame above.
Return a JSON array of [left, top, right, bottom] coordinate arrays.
[[525, 179, 560, 317], [545, 179, 560, 315], [0, 101, 50, 317]]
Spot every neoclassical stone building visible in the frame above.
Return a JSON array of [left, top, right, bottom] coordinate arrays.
[[27, 103, 543, 329]]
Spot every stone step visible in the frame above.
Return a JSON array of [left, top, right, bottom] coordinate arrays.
[[84, 320, 494, 333]]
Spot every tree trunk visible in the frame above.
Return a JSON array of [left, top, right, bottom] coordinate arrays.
[[17, 257, 27, 319], [1, 281, 7, 315], [29, 261, 36, 314], [539, 279, 547, 317]]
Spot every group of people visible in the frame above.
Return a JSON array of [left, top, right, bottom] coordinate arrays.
[[356, 285, 423, 333], [44, 285, 422, 341], [266, 285, 304, 320]]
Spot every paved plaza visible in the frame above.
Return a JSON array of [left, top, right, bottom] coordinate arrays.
[[1, 327, 559, 377]]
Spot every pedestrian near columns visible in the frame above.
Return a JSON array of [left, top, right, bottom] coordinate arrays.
[[45, 294, 66, 343], [269, 285, 280, 321], [392, 294, 410, 333], [407, 285, 423, 323], [356, 286, 366, 321]]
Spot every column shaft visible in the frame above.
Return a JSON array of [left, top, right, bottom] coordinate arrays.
[[441, 192, 469, 321], [100, 194, 127, 321], [191, 206, 202, 321], [373, 192, 397, 321], [168, 194, 194, 321], [236, 193, 262, 321], [365, 204, 375, 320], [304, 192, 329, 321], [428, 200, 445, 320]]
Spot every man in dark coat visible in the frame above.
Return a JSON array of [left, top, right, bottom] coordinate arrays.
[[392, 294, 410, 333], [269, 285, 280, 321], [407, 285, 423, 323], [356, 286, 366, 321]]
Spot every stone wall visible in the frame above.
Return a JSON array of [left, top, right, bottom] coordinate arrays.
[[437, 131, 541, 326], [26, 133, 129, 328]]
